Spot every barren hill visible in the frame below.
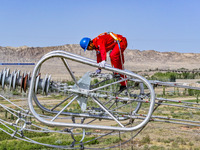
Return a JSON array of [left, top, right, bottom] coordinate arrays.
[[0, 44, 200, 72]]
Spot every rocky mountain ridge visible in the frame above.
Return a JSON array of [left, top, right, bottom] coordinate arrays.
[[0, 44, 200, 71]]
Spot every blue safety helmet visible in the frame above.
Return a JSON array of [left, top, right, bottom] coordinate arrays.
[[80, 37, 91, 51]]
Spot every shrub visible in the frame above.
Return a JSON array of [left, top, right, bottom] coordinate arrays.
[[189, 142, 194, 146], [141, 135, 151, 144], [150, 145, 165, 150], [12, 90, 21, 96]]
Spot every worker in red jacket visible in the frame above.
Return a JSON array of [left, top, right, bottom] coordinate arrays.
[[80, 32, 128, 92]]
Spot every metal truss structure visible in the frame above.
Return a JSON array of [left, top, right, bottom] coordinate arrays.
[[0, 50, 199, 149]]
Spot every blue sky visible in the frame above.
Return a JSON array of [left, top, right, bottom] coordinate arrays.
[[1, 0, 199, 53]]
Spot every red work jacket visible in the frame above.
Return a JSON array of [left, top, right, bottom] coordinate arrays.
[[92, 33, 126, 63]]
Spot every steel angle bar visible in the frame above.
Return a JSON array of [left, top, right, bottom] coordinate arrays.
[[92, 96, 124, 127], [131, 116, 200, 127], [0, 94, 27, 112], [133, 114, 200, 124], [61, 58, 79, 88], [113, 96, 149, 103], [51, 94, 74, 111], [151, 119, 200, 127], [90, 77, 111, 88], [51, 95, 78, 122], [28, 51, 155, 131], [0, 118, 69, 134], [153, 116, 200, 124], [93, 89, 113, 94], [0, 95, 62, 120], [107, 99, 117, 110], [154, 101, 200, 110], [150, 80, 200, 90], [0, 103, 32, 119], [110, 100, 139, 113], [150, 116, 200, 126], [0, 119, 36, 133], [156, 97, 200, 105], [0, 104, 19, 119], [103, 97, 115, 105], [89, 77, 130, 92]]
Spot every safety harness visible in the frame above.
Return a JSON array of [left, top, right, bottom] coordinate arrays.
[[97, 32, 127, 86], [108, 32, 124, 69], [97, 32, 122, 42]]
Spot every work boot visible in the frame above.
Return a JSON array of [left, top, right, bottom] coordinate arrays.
[[116, 85, 127, 95], [117, 86, 128, 104], [113, 73, 120, 79]]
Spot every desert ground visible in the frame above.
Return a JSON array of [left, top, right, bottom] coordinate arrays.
[[0, 45, 200, 149]]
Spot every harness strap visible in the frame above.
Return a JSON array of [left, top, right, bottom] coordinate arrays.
[[97, 32, 122, 42], [108, 32, 122, 42]]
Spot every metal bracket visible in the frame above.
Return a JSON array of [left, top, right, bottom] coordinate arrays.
[[73, 72, 91, 112]]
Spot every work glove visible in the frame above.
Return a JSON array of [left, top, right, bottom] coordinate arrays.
[[99, 60, 106, 68], [95, 68, 101, 74]]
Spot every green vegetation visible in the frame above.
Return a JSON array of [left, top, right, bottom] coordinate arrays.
[[0, 127, 100, 150], [140, 135, 151, 144], [50, 94, 64, 99], [148, 71, 200, 82], [12, 90, 21, 96]]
